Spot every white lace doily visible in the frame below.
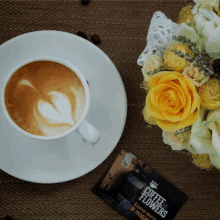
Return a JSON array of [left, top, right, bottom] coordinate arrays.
[[137, 11, 179, 66]]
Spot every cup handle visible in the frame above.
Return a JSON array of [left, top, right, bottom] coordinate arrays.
[[76, 120, 101, 145]]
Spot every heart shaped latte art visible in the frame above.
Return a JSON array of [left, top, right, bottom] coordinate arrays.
[[22, 80, 85, 136]]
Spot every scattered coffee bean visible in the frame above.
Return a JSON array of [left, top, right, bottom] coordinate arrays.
[[81, 0, 90, 6], [77, 31, 87, 39], [3, 216, 13, 220], [214, 66, 220, 73], [91, 34, 101, 45]]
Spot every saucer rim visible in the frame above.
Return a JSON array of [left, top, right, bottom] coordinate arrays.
[[0, 30, 127, 184]]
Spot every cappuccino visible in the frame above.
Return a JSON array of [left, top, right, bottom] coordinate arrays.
[[4, 61, 86, 136]]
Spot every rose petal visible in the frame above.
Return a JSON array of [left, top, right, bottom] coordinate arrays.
[[155, 106, 199, 132], [149, 71, 182, 89], [170, 81, 187, 107], [178, 23, 203, 51], [149, 84, 168, 112], [190, 107, 215, 154], [206, 26, 220, 58], [195, 13, 208, 34], [192, 2, 200, 14], [146, 91, 165, 120], [182, 77, 199, 114], [202, 20, 215, 45]]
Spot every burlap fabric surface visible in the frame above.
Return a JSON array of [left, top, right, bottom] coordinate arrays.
[[0, 0, 220, 219]]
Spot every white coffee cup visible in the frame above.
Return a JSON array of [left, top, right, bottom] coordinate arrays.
[[1, 56, 101, 144]]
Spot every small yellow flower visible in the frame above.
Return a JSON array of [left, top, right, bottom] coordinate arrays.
[[192, 154, 213, 169], [164, 44, 194, 72], [178, 5, 195, 24], [198, 78, 220, 110]]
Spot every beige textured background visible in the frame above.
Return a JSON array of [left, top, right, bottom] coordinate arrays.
[[0, 0, 220, 219]]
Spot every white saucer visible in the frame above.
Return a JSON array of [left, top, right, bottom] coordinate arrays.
[[0, 31, 127, 184]]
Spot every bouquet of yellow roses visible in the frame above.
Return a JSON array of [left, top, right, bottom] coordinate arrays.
[[138, 0, 220, 170]]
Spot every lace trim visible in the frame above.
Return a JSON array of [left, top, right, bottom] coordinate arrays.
[[137, 11, 179, 66]]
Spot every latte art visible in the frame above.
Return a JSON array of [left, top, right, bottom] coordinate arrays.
[[4, 61, 86, 136]]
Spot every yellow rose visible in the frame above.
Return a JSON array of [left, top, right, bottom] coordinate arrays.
[[164, 44, 194, 72], [182, 64, 210, 87], [143, 71, 200, 132]]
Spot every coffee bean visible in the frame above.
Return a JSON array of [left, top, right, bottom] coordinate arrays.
[[91, 34, 101, 45], [81, 0, 90, 5], [214, 66, 220, 73], [77, 31, 87, 39], [3, 216, 13, 220]]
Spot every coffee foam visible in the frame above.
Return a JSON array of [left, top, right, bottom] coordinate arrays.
[[4, 61, 86, 136], [37, 91, 75, 126]]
